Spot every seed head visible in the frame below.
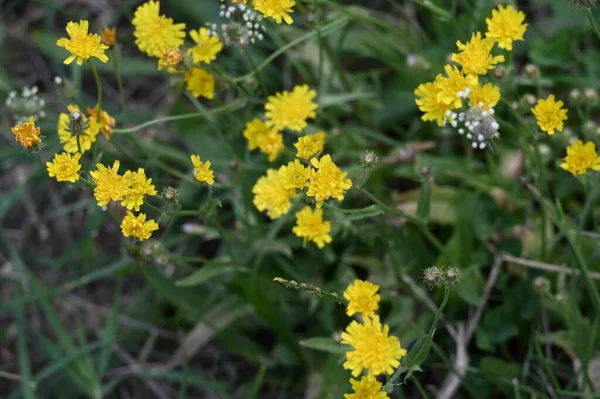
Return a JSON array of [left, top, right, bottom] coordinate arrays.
[[524, 64, 540, 80], [423, 266, 443, 289], [443, 267, 460, 285], [161, 186, 179, 203], [360, 150, 379, 168]]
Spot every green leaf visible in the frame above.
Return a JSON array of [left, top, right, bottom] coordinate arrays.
[[299, 337, 350, 355], [319, 92, 377, 108], [176, 264, 237, 287], [480, 357, 520, 379], [417, 180, 431, 222], [333, 204, 384, 221]]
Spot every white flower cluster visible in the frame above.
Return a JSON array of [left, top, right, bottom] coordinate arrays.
[[212, 3, 266, 47], [443, 93, 500, 151], [6, 86, 45, 124]]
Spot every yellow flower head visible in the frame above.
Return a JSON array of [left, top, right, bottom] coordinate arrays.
[[58, 105, 101, 153], [158, 48, 183, 70], [191, 155, 215, 185], [132, 1, 186, 57], [306, 154, 352, 208], [46, 152, 82, 183], [56, 20, 109, 65], [87, 106, 116, 140], [101, 26, 117, 47], [265, 85, 317, 132], [256, 129, 285, 162], [485, 5, 527, 51], [341, 316, 407, 377], [435, 64, 476, 108], [243, 118, 272, 150], [188, 28, 223, 64], [344, 375, 389, 399], [560, 140, 600, 176], [278, 160, 313, 190], [343, 280, 381, 318], [414, 81, 454, 126], [185, 67, 215, 99], [292, 206, 332, 248], [253, 0, 296, 24], [294, 132, 325, 160], [121, 168, 157, 211], [252, 169, 297, 219], [90, 160, 127, 207], [121, 211, 159, 241], [531, 94, 568, 135], [451, 32, 505, 77], [11, 116, 42, 148], [469, 82, 501, 109]]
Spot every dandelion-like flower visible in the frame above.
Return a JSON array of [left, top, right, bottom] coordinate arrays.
[[343, 280, 381, 318], [253, 0, 296, 24], [122, 168, 157, 211], [469, 82, 501, 109], [345, 375, 389, 399], [11, 116, 41, 149], [86, 106, 116, 140], [121, 212, 159, 241], [188, 28, 223, 64], [56, 20, 109, 65], [341, 316, 407, 377], [132, 1, 186, 57], [452, 32, 505, 77], [532, 94, 568, 135], [101, 26, 117, 47], [292, 206, 332, 248], [46, 152, 81, 183], [414, 81, 455, 126], [485, 5, 527, 51], [265, 85, 317, 132], [90, 160, 127, 207], [252, 169, 297, 219], [278, 160, 313, 190], [306, 154, 352, 208], [242, 118, 284, 161], [191, 154, 215, 185], [243, 118, 270, 150], [294, 132, 325, 160], [58, 105, 101, 153], [184, 68, 215, 99], [435, 64, 476, 108], [560, 140, 600, 176]]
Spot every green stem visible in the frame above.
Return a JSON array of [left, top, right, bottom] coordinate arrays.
[[411, 374, 430, 399], [357, 168, 372, 189], [36, 152, 44, 170], [587, 8, 600, 41], [113, 99, 247, 134], [110, 46, 127, 121], [534, 333, 561, 397], [242, 47, 268, 98], [89, 61, 103, 123]]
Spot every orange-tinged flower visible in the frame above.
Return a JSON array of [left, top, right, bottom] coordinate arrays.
[[11, 116, 41, 148], [101, 26, 117, 47], [86, 106, 116, 140]]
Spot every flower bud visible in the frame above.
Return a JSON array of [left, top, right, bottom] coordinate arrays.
[[570, 88, 582, 102], [423, 266, 443, 289], [69, 111, 87, 136], [533, 276, 550, 293], [524, 64, 540, 80], [161, 186, 179, 203], [360, 150, 379, 168], [584, 87, 598, 103], [492, 66, 506, 80], [443, 267, 460, 286]]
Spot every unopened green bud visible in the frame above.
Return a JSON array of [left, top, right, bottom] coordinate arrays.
[[69, 111, 87, 136]]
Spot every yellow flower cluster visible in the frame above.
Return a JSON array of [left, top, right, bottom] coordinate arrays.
[[415, 5, 526, 147], [341, 280, 406, 398]]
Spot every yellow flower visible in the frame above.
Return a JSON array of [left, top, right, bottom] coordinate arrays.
[[46, 152, 81, 183], [101, 26, 117, 47], [58, 105, 101, 153], [451, 32, 505, 77], [343, 280, 381, 318], [188, 28, 223, 64], [253, 0, 296, 24], [191, 155, 215, 185], [158, 49, 183, 70], [265, 85, 317, 132], [86, 106, 116, 140], [90, 160, 127, 207], [486, 5, 527, 51], [292, 206, 332, 248], [278, 160, 313, 190], [242, 118, 284, 161], [414, 81, 454, 126], [306, 154, 352, 208], [121, 211, 159, 241], [56, 20, 109, 65], [184, 68, 215, 99], [252, 169, 297, 219], [560, 140, 600, 176], [341, 316, 407, 377], [243, 118, 271, 150], [132, 1, 186, 57], [344, 375, 389, 399], [121, 168, 157, 211], [435, 64, 476, 108], [11, 116, 42, 148], [294, 132, 325, 160], [469, 82, 501, 109], [531, 94, 568, 135]]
